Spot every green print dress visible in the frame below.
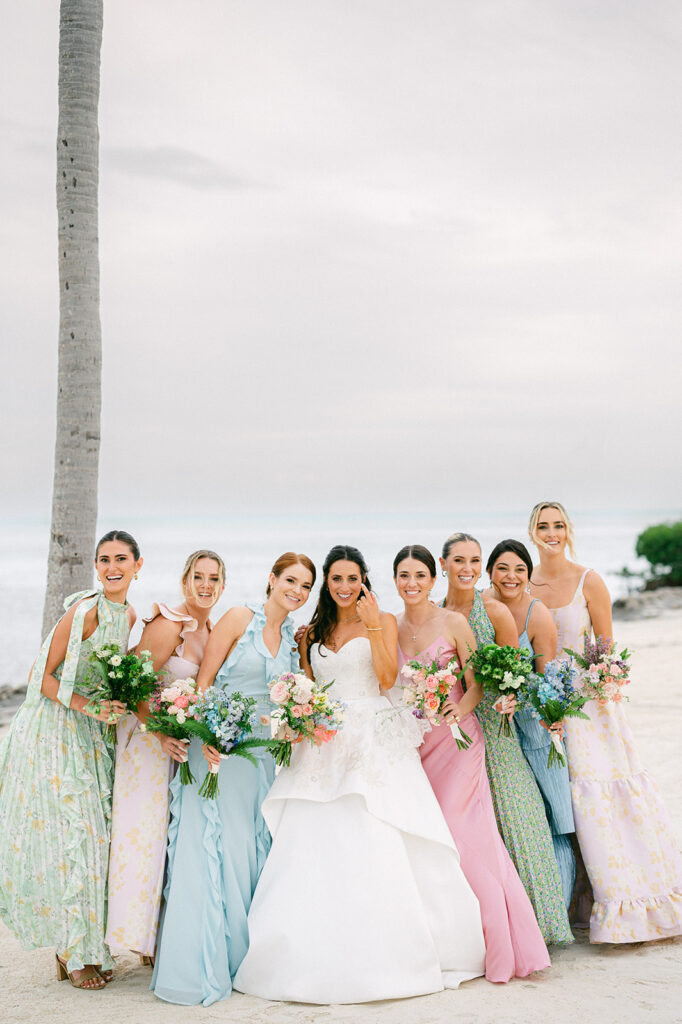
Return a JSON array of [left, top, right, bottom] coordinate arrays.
[[469, 591, 573, 946], [0, 590, 131, 972]]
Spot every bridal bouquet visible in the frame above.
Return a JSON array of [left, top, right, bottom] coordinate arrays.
[[400, 655, 472, 750], [142, 677, 202, 784], [267, 671, 345, 767], [84, 642, 158, 741], [468, 644, 535, 737], [521, 660, 590, 767], [565, 635, 631, 706], [183, 688, 272, 799]]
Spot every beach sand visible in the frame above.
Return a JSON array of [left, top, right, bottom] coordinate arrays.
[[1, 611, 681, 1024]]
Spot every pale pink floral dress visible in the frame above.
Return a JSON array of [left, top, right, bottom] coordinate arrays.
[[552, 569, 682, 943], [106, 604, 203, 956]]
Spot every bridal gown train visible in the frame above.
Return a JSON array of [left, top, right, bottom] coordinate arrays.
[[234, 637, 486, 1004]]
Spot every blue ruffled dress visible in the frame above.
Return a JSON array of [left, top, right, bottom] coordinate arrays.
[[151, 603, 297, 1006], [513, 600, 576, 909]]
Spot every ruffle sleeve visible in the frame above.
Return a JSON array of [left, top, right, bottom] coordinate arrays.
[[143, 602, 199, 659]]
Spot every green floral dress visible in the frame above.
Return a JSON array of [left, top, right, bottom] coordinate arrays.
[[469, 591, 573, 946], [0, 590, 130, 972]]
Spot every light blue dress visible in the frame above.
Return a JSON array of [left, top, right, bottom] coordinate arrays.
[[151, 603, 297, 1006], [514, 599, 576, 910]]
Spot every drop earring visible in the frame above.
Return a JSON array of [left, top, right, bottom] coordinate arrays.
[[134, 572, 139, 581], [441, 570, 447, 577]]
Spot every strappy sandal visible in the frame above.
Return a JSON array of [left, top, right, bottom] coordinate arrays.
[[94, 964, 114, 982], [55, 955, 106, 990], [139, 954, 155, 967]]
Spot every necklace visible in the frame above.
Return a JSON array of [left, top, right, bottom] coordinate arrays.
[[403, 612, 438, 644], [338, 614, 360, 625]]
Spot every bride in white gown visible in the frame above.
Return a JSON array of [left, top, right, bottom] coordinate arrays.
[[234, 546, 486, 1004]]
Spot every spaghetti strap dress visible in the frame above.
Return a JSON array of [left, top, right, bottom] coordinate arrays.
[[151, 603, 297, 1006], [106, 603, 205, 956], [0, 590, 130, 972], [396, 637, 550, 982], [551, 570, 682, 943], [468, 591, 573, 946], [514, 599, 576, 908]]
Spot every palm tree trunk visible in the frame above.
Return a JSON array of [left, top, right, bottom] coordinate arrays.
[[42, 0, 104, 636]]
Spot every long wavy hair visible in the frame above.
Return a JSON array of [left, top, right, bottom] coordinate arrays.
[[306, 545, 372, 657]]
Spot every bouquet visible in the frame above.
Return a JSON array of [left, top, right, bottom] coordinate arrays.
[[566, 635, 631, 706], [84, 642, 158, 741], [142, 677, 202, 784], [183, 688, 271, 798], [522, 660, 590, 767], [400, 655, 472, 750], [467, 643, 535, 736], [268, 671, 345, 767]]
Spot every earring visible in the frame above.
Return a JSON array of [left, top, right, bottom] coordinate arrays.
[[442, 570, 447, 577], [134, 572, 139, 581]]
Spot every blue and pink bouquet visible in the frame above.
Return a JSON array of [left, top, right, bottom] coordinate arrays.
[[522, 659, 589, 767], [566, 635, 631, 706], [184, 688, 272, 798]]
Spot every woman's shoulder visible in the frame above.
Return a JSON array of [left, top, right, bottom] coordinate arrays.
[[143, 601, 193, 628], [480, 593, 514, 626], [214, 604, 254, 633]]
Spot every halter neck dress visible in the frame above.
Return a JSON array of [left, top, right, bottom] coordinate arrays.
[[468, 591, 573, 945], [0, 590, 131, 972], [396, 635, 550, 981], [152, 603, 297, 1005], [515, 599, 576, 908], [107, 603, 206, 957], [551, 570, 682, 943]]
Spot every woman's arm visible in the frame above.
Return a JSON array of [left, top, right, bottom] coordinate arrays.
[[584, 570, 613, 642], [356, 588, 398, 689], [443, 614, 483, 720], [298, 628, 314, 681], [40, 602, 125, 721], [529, 603, 558, 673], [483, 597, 519, 648], [195, 606, 253, 693]]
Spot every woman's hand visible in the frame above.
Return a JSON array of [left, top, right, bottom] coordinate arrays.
[[493, 694, 517, 717], [442, 699, 463, 724], [157, 734, 190, 763], [542, 720, 565, 741], [202, 743, 221, 768], [85, 699, 126, 723], [357, 585, 381, 631], [294, 624, 307, 646]]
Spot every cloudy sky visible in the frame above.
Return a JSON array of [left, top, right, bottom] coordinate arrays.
[[2, 0, 681, 523]]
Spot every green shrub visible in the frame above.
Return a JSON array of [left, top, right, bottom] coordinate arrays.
[[635, 521, 682, 586]]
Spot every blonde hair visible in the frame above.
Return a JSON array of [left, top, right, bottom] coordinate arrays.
[[181, 549, 226, 604], [528, 502, 576, 558], [266, 552, 317, 596]]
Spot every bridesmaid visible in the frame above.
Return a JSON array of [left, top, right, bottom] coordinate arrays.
[[440, 532, 573, 946], [0, 530, 141, 990], [151, 552, 316, 1006], [106, 549, 226, 962], [529, 501, 682, 943], [394, 545, 550, 982], [484, 539, 576, 909]]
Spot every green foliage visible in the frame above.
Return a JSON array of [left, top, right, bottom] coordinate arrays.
[[635, 521, 682, 586]]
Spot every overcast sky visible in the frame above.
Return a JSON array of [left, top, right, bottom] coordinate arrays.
[[1, 0, 681, 524]]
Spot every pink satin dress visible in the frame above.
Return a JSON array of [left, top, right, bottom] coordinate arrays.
[[397, 637, 550, 982]]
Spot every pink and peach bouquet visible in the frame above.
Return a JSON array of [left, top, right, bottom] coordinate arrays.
[[142, 677, 201, 784], [400, 655, 472, 750], [565, 635, 631, 706], [267, 671, 345, 767]]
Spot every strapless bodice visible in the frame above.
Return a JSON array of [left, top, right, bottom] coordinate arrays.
[[310, 638, 382, 701]]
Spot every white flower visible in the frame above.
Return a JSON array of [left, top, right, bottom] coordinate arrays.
[[167, 705, 179, 716], [110, 655, 122, 667], [142, 662, 155, 675], [176, 711, 186, 724], [292, 682, 313, 704]]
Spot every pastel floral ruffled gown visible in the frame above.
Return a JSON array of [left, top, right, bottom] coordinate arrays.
[[106, 603, 203, 957], [551, 569, 682, 943], [0, 591, 130, 972]]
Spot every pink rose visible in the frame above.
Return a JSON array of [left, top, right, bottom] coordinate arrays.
[[291, 705, 304, 718], [425, 676, 438, 692], [425, 693, 439, 712], [270, 681, 290, 705], [175, 696, 189, 709], [301, 703, 313, 716]]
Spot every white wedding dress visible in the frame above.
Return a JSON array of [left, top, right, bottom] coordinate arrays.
[[233, 638, 486, 1004]]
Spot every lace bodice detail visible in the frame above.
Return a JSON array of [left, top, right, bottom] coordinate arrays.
[[310, 638, 382, 700]]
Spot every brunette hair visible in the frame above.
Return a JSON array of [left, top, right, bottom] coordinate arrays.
[[392, 544, 437, 578], [441, 532, 480, 560], [266, 552, 317, 596], [307, 545, 372, 655], [528, 501, 576, 558], [486, 539, 533, 578], [181, 549, 226, 602], [96, 530, 140, 560]]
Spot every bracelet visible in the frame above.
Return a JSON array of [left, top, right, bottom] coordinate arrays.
[[366, 626, 383, 631]]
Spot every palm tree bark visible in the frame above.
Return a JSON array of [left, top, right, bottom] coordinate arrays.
[[42, 0, 104, 635]]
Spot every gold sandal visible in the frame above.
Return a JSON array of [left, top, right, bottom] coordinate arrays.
[[55, 955, 106, 990]]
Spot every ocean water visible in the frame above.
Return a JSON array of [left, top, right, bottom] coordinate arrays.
[[0, 508, 674, 691]]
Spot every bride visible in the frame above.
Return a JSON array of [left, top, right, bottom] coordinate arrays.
[[234, 545, 486, 1004]]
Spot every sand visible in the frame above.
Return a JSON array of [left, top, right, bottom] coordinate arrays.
[[1, 611, 681, 1024]]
